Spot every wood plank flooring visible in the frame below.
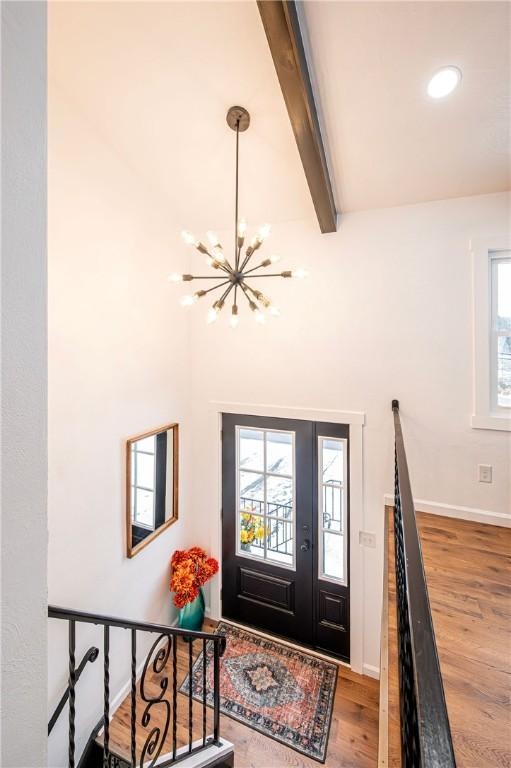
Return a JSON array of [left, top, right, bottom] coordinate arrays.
[[386, 509, 511, 768], [106, 619, 379, 767]]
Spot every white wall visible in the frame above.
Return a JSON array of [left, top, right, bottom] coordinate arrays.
[[47, 85, 194, 765], [188, 191, 511, 671], [1, 3, 48, 765]]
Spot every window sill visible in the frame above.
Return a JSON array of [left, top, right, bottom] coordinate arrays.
[[471, 414, 511, 432]]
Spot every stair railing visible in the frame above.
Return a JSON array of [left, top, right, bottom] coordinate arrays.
[[48, 646, 99, 735], [48, 605, 227, 768], [391, 400, 456, 767]]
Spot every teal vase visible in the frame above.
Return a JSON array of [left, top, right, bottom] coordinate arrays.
[[177, 587, 205, 638]]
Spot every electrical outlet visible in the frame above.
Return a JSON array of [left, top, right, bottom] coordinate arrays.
[[478, 464, 493, 483], [359, 531, 376, 548]]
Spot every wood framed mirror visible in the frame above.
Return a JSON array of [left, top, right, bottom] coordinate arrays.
[[126, 423, 179, 558]]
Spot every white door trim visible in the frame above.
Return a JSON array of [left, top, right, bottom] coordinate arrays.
[[207, 400, 365, 675]]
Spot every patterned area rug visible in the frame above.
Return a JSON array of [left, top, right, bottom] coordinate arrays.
[[179, 622, 338, 763]]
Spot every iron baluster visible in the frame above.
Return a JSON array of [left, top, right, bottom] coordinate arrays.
[[69, 620, 76, 768], [172, 637, 177, 761], [188, 641, 193, 751], [130, 629, 136, 768], [213, 641, 220, 745], [49, 645, 99, 736], [103, 625, 110, 768], [202, 639, 207, 747]]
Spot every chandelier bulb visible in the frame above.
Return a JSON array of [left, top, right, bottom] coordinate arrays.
[[237, 219, 246, 248], [270, 254, 280, 264], [258, 223, 271, 241], [207, 307, 219, 324], [291, 268, 308, 279], [181, 294, 196, 307], [207, 231, 219, 247], [181, 230, 197, 246], [254, 309, 266, 324], [269, 305, 281, 317], [229, 304, 239, 329]]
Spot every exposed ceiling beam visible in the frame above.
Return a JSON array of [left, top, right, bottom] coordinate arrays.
[[257, 0, 338, 233]]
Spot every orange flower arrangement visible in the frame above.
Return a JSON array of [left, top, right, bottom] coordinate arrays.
[[170, 546, 219, 609]]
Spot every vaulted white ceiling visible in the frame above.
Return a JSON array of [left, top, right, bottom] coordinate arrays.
[[50, 1, 510, 230], [303, 0, 511, 212]]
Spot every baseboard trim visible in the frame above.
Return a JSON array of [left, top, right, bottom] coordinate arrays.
[[363, 663, 380, 680], [384, 494, 511, 528]]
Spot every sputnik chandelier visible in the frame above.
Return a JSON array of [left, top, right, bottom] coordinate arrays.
[[169, 106, 307, 327]]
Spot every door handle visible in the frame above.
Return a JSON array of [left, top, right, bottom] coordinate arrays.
[[300, 539, 311, 552]]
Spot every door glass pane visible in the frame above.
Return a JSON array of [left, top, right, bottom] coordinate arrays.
[[498, 335, 511, 407], [323, 532, 343, 581], [322, 483, 342, 532], [318, 436, 347, 584], [267, 475, 293, 518], [239, 471, 264, 516], [237, 426, 296, 569], [239, 428, 264, 471], [266, 431, 293, 475], [322, 438, 343, 483], [239, 512, 264, 558], [266, 519, 294, 567]]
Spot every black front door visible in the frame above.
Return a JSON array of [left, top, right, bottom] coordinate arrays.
[[221, 413, 350, 661]]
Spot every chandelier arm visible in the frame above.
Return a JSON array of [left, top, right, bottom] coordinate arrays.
[[243, 262, 271, 276], [203, 279, 232, 295], [239, 281, 258, 307], [188, 275, 232, 280], [219, 282, 235, 306], [244, 273, 284, 278], [239, 251, 254, 273]]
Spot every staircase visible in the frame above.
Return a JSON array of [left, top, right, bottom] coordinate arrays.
[[48, 605, 234, 768]]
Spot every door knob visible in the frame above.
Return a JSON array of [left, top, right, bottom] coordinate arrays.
[[300, 539, 311, 552]]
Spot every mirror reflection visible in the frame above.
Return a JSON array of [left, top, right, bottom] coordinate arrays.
[[127, 423, 178, 557]]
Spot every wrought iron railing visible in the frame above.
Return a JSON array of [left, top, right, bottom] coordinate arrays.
[[240, 497, 293, 554], [48, 605, 226, 768], [391, 400, 456, 767]]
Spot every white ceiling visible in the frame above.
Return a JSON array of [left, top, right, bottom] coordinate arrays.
[[303, 0, 511, 212], [50, 1, 510, 230]]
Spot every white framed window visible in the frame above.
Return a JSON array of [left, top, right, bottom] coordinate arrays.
[[131, 435, 156, 529], [318, 436, 348, 586], [471, 238, 511, 431], [491, 254, 511, 410], [236, 426, 296, 570]]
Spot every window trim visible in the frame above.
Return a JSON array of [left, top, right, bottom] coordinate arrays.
[[235, 425, 296, 571], [317, 435, 348, 586], [471, 237, 511, 432]]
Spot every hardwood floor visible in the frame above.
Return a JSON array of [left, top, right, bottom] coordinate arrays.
[[107, 619, 379, 767], [386, 509, 511, 768]]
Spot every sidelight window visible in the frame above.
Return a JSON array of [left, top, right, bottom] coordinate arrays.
[[318, 437, 347, 585], [236, 426, 295, 569]]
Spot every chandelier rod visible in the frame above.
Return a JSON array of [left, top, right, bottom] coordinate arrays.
[[235, 118, 240, 271]]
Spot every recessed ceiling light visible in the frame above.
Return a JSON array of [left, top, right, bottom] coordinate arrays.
[[427, 66, 462, 99]]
